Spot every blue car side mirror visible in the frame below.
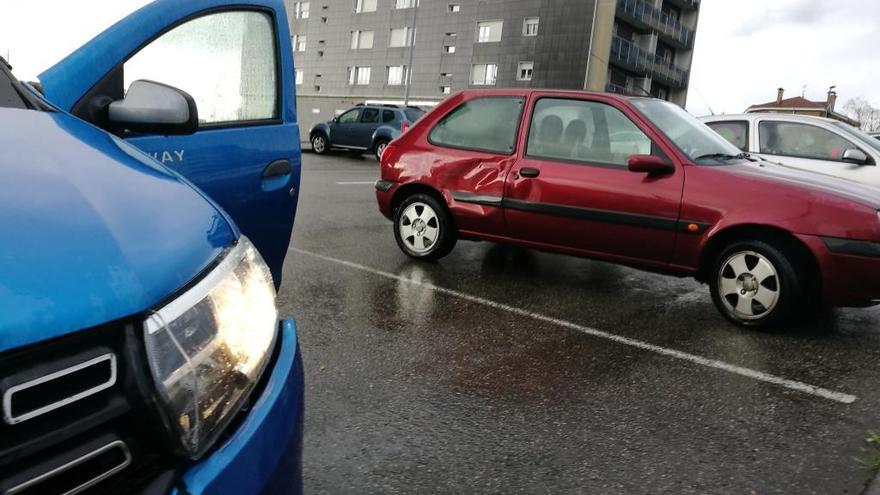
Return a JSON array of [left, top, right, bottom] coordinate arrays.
[[108, 80, 199, 135]]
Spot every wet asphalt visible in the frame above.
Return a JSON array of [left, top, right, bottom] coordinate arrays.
[[278, 151, 880, 495]]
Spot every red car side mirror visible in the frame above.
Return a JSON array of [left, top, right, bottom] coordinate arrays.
[[628, 155, 674, 176]]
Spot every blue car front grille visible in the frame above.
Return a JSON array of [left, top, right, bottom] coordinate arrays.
[[0, 320, 171, 495]]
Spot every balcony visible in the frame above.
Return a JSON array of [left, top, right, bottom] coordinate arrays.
[[609, 36, 689, 88], [605, 82, 629, 95], [616, 0, 693, 48], [663, 0, 700, 11], [604, 82, 648, 97]]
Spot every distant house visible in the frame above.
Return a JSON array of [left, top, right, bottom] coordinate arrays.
[[746, 88, 859, 127]]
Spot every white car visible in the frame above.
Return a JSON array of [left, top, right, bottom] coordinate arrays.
[[701, 114, 880, 187]]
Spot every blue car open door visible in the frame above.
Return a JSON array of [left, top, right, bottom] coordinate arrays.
[[39, 0, 300, 285]]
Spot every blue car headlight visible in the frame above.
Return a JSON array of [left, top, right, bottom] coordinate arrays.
[[144, 236, 278, 458]]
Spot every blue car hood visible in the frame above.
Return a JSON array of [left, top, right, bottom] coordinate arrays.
[[0, 109, 234, 352]]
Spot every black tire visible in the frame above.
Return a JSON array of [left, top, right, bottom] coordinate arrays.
[[709, 239, 810, 328], [311, 133, 329, 154], [393, 193, 457, 261], [374, 138, 390, 161]]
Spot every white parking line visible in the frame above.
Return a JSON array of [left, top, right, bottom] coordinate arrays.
[[335, 181, 376, 185], [293, 248, 858, 405]]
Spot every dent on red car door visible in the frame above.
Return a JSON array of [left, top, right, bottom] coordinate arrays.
[[425, 95, 525, 237], [503, 96, 686, 266]]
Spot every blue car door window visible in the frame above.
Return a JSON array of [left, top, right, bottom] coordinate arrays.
[[361, 108, 380, 124], [338, 109, 360, 124], [382, 110, 395, 123], [124, 11, 277, 124], [40, 2, 301, 286]]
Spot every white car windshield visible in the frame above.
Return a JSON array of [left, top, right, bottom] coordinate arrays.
[[831, 121, 880, 154], [631, 99, 748, 165]]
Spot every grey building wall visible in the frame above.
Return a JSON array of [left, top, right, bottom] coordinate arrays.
[[285, 0, 699, 141]]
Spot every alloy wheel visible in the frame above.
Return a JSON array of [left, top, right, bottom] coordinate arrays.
[[312, 135, 326, 153], [376, 141, 388, 160], [398, 202, 440, 254], [717, 250, 781, 320]]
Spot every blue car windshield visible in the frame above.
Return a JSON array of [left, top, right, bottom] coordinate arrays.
[[631, 98, 748, 165]]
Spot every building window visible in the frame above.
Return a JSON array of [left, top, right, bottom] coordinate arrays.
[[355, 0, 377, 13], [293, 2, 310, 19], [390, 27, 415, 47], [471, 64, 497, 85], [440, 86, 452, 94], [476, 21, 503, 43], [517, 61, 533, 81], [350, 30, 374, 49], [293, 34, 307, 52], [387, 65, 408, 85], [395, 0, 419, 8], [523, 17, 539, 36], [448, 4, 460, 12], [348, 66, 371, 85], [443, 45, 456, 54], [445, 32, 457, 37], [440, 72, 453, 77], [295, 69, 304, 85]]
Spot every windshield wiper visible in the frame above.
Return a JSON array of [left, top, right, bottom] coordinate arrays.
[[694, 152, 752, 161]]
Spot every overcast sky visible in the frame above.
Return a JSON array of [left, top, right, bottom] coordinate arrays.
[[687, 0, 880, 116], [1, 0, 878, 117]]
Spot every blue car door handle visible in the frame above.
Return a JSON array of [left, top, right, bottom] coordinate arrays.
[[262, 159, 292, 179], [260, 159, 293, 193]]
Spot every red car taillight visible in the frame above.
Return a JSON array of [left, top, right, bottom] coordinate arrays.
[[381, 143, 397, 165], [400, 121, 410, 133]]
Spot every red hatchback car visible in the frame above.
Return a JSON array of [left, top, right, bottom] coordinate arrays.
[[375, 89, 880, 327]]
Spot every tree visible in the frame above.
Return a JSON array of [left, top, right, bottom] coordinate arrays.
[[843, 97, 880, 132]]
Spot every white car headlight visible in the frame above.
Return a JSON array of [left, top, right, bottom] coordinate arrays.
[[144, 236, 278, 458]]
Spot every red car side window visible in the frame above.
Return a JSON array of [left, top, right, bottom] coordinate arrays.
[[428, 97, 524, 155], [526, 97, 652, 168]]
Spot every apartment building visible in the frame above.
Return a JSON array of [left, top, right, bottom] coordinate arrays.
[[285, 0, 700, 136]]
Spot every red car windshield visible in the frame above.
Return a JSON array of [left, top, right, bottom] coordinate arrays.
[[631, 99, 748, 165]]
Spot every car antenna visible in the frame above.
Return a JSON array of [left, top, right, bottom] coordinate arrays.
[[695, 87, 716, 116]]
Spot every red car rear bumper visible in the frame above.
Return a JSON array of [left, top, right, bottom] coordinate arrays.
[[375, 180, 397, 219], [798, 234, 880, 307]]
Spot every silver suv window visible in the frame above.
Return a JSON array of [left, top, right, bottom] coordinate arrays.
[[706, 121, 748, 152], [759, 121, 863, 162]]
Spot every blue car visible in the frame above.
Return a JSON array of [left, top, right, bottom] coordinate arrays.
[[309, 104, 424, 160], [0, 1, 303, 494]]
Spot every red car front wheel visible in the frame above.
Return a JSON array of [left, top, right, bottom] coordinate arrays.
[[709, 239, 809, 328]]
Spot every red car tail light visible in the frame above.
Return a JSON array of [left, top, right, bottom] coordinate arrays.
[[401, 121, 410, 133], [381, 143, 397, 165]]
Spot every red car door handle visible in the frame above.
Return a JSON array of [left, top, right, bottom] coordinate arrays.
[[519, 167, 540, 178]]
